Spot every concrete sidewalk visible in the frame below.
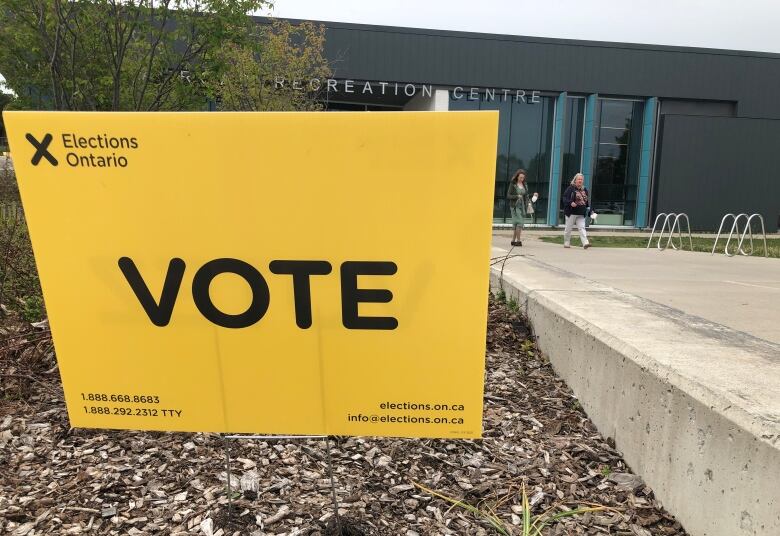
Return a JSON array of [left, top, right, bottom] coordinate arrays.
[[493, 231, 780, 344], [490, 238, 780, 536]]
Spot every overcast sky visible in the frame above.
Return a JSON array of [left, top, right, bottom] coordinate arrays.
[[269, 0, 780, 54], [1, 0, 776, 91]]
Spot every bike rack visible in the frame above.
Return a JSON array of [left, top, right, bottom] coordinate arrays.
[[664, 213, 693, 252], [712, 213, 739, 254], [724, 213, 749, 256], [735, 214, 768, 258], [646, 213, 668, 249], [647, 212, 692, 251], [712, 212, 768, 257]]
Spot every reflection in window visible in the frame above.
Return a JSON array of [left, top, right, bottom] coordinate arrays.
[[480, 98, 514, 222], [591, 99, 645, 226], [559, 97, 586, 224], [450, 91, 554, 223]]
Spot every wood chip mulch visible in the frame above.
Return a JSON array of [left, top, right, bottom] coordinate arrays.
[[0, 297, 688, 535]]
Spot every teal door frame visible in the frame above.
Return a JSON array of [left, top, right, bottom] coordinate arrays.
[[546, 92, 567, 225], [581, 93, 598, 191], [635, 97, 657, 228], [541, 93, 656, 228]]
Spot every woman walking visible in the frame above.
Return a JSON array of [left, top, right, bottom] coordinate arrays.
[[562, 173, 591, 249], [506, 169, 537, 247]]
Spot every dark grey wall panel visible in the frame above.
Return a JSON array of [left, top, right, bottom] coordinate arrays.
[[654, 115, 779, 232], [661, 100, 736, 117], [299, 21, 780, 119]]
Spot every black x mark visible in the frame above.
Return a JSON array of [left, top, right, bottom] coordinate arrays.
[[25, 133, 58, 166]]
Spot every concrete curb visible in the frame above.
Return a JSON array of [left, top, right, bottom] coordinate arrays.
[[490, 247, 780, 536]]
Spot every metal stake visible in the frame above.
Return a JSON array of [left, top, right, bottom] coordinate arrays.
[[324, 436, 342, 534], [218, 434, 337, 531], [223, 435, 233, 520]]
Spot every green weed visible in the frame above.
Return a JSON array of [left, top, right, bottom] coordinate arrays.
[[19, 294, 45, 322], [1, 167, 45, 321], [413, 481, 610, 535]]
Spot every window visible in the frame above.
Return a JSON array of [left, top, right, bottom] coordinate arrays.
[[591, 99, 645, 226], [451, 91, 554, 223], [479, 98, 514, 222], [506, 97, 554, 223], [559, 97, 586, 224]]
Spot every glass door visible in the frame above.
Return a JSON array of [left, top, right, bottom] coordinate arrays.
[[591, 98, 645, 226]]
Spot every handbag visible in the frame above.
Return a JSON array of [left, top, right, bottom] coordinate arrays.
[[526, 199, 535, 215]]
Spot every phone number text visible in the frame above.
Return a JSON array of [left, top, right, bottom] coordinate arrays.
[[82, 406, 182, 417], [81, 393, 160, 404]]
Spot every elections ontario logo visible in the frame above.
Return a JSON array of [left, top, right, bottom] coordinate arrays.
[[25, 132, 139, 168], [25, 133, 58, 166]]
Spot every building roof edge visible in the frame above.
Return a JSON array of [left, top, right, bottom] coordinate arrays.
[[252, 15, 780, 60]]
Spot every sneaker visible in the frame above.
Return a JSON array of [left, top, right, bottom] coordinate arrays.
[[583, 243, 591, 249], [564, 244, 571, 248], [517, 240, 522, 247]]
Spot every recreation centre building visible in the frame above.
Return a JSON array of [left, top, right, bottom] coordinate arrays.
[[272, 19, 780, 232]]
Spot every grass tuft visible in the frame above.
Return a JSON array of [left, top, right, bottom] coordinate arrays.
[[412, 481, 613, 535], [494, 288, 506, 303]]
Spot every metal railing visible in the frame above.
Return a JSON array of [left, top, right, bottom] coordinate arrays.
[[646, 212, 692, 251], [712, 213, 768, 257]]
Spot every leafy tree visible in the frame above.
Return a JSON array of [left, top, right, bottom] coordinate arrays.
[[208, 20, 330, 111], [0, 0, 271, 111], [0, 91, 12, 147]]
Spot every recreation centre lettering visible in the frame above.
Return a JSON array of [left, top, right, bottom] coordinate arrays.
[[273, 76, 542, 103]]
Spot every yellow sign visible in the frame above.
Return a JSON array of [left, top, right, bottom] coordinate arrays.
[[4, 111, 497, 438]]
